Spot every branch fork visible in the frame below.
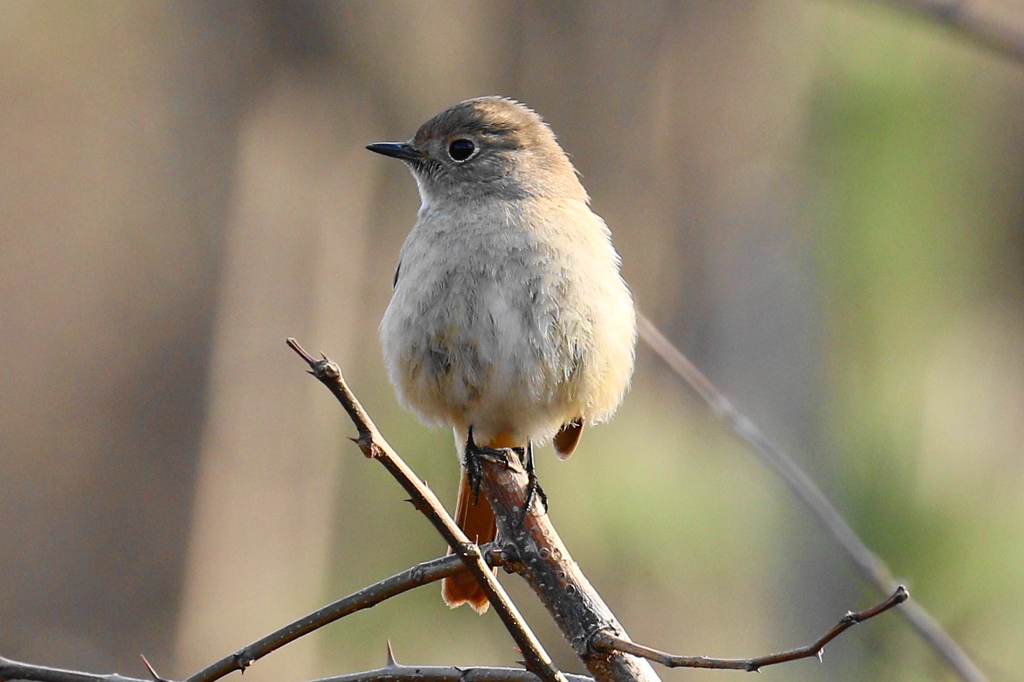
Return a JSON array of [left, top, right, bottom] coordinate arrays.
[[285, 338, 907, 681]]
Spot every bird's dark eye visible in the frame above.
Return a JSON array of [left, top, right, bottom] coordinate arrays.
[[448, 138, 476, 162]]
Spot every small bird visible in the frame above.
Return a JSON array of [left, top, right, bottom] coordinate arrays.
[[369, 96, 636, 613]]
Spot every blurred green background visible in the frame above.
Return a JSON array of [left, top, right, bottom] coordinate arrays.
[[1, 2, 1021, 681]]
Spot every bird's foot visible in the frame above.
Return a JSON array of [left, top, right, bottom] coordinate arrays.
[[465, 428, 525, 504]]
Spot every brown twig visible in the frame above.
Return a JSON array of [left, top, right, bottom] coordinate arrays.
[[592, 585, 909, 671], [185, 550, 502, 682], [877, 0, 1024, 65], [636, 313, 987, 682], [285, 339, 567, 682]]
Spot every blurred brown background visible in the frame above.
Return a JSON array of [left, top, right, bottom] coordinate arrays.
[[1, 2, 1022, 681]]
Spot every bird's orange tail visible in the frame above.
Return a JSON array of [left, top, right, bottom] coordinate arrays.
[[441, 469, 497, 613], [442, 431, 522, 613]]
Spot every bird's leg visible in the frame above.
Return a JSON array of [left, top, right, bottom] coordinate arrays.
[[464, 428, 544, 522], [464, 426, 486, 503], [520, 441, 549, 524], [464, 426, 523, 504]]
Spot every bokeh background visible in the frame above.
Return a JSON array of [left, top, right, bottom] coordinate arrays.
[[2, 2, 1022, 681]]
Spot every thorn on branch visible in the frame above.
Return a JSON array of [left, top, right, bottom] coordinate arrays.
[[140, 654, 169, 682], [232, 649, 254, 673]]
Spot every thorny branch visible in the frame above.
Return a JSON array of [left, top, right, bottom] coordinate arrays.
[[286, 339, 906, 682], [287, 339, 661, 682], [184, 550, 502, 682], [592, 585, 909, 672], [312, 646, 595, 682], [285, 338, 567, 682]]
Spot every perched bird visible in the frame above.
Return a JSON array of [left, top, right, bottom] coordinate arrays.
[[369, 96, 636, 613]]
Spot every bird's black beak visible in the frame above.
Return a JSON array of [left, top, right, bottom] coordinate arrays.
[[366, 142, 424, 162]]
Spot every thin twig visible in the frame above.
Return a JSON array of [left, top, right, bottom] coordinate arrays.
[[286, 339, 567, 682], [877, 0, 1024, 65], [593, 585, 909, 671], [636, 312, 987, 682], [0, 656, 147, 682], [185, 550, 501, 682]]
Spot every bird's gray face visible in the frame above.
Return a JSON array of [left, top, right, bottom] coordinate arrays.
[[402, 116, 529, 205], [367, 97, 586, 207]]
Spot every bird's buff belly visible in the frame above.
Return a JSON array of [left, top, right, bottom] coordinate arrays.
[[383, 322, 581, 443]]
